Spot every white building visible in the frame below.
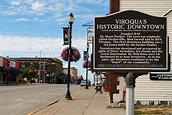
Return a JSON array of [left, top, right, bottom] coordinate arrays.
[[120, 0, 172, 104]]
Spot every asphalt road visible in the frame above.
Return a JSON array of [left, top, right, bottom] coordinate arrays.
[[0, 83, 80, 115]]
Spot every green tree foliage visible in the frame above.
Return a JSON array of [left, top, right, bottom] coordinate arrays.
[[20, 67, 30, 79]]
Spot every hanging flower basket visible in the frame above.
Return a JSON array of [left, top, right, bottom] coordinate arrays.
[[61, 46, 81, 62], [82, 60, 91, 68]]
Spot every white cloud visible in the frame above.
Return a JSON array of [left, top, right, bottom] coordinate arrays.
[[11, 1, 20, 6], [0, 0, 108, 23], [0, 35, 87, 57], [15, 18, 30, 22], [0, 35, 59, 56], [31, 2, 44, 11]]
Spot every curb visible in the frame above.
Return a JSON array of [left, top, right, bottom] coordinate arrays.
[[27, 100, 59, 115], [28, 87, 87, 115]]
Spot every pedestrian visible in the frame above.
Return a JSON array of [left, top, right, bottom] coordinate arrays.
[[118, 77, 126, 103], [95, 78, 103, 94]]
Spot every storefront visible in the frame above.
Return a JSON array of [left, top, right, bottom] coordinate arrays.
[[0, 56, 21, 84]]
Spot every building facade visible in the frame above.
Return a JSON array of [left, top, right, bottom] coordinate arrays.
[[119, 0, 172, 104], [63, 67, 78, 83], [0, 56, 21, 84], [12, 57, 63, 83]]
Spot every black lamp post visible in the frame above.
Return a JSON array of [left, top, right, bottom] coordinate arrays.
[[85, 43, 89, 89], [65, 13, 74, 100]]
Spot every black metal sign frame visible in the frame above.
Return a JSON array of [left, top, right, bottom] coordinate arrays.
[[93, 10, 169, 72]]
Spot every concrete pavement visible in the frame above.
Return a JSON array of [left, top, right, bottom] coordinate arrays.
[[30, 86, 126, 115]]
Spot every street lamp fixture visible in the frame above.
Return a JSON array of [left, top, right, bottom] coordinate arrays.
[[65, 13, 74, 100], [85, 43, 89, 89], [68, 13, 74, 24]]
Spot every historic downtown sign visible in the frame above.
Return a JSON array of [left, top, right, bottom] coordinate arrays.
[[93, 10, 169, 72]]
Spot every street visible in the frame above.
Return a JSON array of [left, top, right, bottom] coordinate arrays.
[[0, 84, 80, 115]]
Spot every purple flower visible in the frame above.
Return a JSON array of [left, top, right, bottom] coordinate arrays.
[[82, 60, 91, 68], [28, 69, 34, 74], [61, 46, 81, 62], [4, 66, 10, 72]]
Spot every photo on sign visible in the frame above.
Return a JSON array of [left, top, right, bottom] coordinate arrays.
[[10, 61, 16, 68]]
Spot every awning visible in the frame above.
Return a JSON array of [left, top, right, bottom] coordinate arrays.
[[1, 66, 22, 74], [9, 68, 22, 74], [0, 67, 4, 71]]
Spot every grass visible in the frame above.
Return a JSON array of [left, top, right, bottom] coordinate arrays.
[[134, 105, 172, 115], [135, 110, 163, 115]]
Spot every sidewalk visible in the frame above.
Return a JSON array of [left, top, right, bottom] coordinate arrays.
[[30, 87, 126, 115]]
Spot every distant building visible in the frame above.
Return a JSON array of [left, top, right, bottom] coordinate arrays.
[[0, 56, 21, 84], [63, 67, 78, 83], [12, 57, 63, 83]]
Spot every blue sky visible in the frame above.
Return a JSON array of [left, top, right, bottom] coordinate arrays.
[[0, 0, 109, 80]]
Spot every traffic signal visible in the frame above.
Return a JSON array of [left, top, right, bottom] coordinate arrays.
[[7, 60, 10, 66], [83, 51, 87, 60], [38, 71, 40, 76], [100, 73, 102, 78]]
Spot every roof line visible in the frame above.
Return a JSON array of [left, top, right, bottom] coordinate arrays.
[[164, 9, 172, 16]]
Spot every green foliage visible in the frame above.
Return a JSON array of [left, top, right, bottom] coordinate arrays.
[[19, 67, 30, 78]]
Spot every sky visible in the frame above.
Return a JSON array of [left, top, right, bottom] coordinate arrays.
[[0, 0, 109, 81]]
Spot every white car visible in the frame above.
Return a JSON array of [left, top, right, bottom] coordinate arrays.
[[80, 79, 91, 86]]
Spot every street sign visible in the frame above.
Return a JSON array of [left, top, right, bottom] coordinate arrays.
[[150, 72, 172, 80], [87, 28, 93, 44], [93, 10, 169, 72]]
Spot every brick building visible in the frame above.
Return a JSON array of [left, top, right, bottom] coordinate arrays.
[[11, 57, 63, 83]]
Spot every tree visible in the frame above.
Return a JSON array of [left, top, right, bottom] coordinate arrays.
[[19, 67, 33, 83]]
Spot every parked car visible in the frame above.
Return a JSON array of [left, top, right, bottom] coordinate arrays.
[[80, 79, 91, 86]]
